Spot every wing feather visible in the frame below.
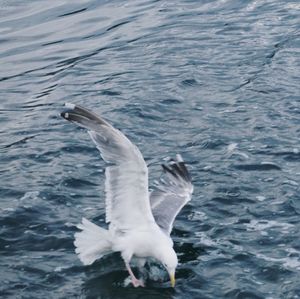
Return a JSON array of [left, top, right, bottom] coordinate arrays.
[[150, 155, 193, 235], [61, 103, 155, 230]]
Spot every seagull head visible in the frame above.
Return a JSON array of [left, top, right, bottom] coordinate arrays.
[[158, 246, 178, 287]]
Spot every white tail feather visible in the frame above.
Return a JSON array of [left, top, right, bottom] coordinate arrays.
[[74, 218, 112, 265]]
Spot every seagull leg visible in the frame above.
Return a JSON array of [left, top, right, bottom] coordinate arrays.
[[125, 262, 145, 287], [137, 258, 147, 279]]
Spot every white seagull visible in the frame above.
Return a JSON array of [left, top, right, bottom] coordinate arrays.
[[61, 103, 193, 287]]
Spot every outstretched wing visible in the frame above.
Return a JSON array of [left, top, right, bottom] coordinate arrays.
[[61, 103, 155, 231], [150, 155, 193, 235]]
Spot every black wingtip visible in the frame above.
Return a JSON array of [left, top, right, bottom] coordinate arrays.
[[61, 103, 111, 127], [178, 161, 191, 182], [162, 163, 179, 178], [161, 156, 192, 183], [60, 109, 73, 121], [61, 103, 76, 120], [60, 111, 68, 119]]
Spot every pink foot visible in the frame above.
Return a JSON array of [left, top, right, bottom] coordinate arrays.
[[132, 278, 145, 288], [124, 261, 145, 287]]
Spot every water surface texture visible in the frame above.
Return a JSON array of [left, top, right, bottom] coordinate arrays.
[[1, 1, 300, 298]]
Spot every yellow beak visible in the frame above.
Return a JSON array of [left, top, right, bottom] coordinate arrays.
[[169, 272, 176, 287]]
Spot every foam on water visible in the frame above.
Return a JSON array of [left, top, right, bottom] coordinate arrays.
[[256, 252, 300, 271], [245, 219, 294, 233]]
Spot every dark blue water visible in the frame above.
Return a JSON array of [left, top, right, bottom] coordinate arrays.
[[1, 1, 299, 298]]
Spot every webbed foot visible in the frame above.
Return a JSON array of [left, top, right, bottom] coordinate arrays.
[[132, 278, 145, 288]]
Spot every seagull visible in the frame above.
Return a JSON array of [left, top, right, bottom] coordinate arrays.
[[61, 103, 193, 287]]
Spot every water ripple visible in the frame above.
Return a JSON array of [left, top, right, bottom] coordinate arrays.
[[1, 0, 299, 298]]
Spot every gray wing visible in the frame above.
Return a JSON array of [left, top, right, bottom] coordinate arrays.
[[61, 103, 156, 231], [150, 155, 193, 235]]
